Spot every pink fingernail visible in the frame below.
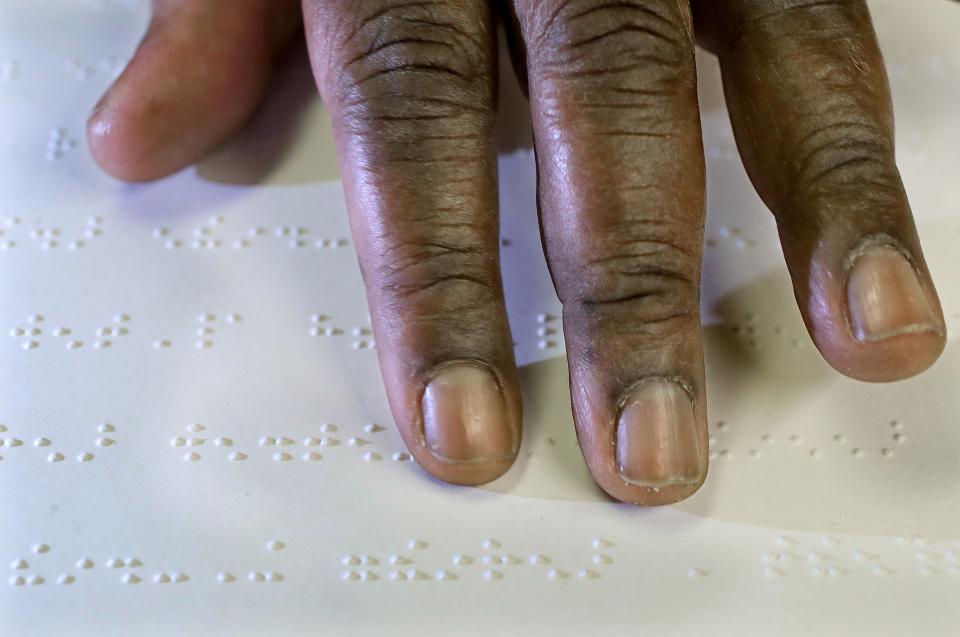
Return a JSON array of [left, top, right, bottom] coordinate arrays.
[[847, 245, 939, 342], [616, 380, 703, 488], [421, 364, 513, 464]]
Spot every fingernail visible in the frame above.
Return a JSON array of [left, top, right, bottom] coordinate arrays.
[[421, 364, 513, 464], [616, 380, 703, 488], [847, 245, 939, 342]]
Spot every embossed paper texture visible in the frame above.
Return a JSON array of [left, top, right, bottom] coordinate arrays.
[[2, 1, 959, 635]]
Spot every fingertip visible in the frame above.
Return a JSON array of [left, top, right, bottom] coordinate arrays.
[[806, 239, 947, 383], [87, 98, 173, 183]]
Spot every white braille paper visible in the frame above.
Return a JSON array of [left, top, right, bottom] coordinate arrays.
[[2, 1, 959, 635]]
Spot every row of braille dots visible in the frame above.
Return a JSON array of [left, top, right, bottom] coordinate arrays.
[[63, 56, 127, 81], [7, 539, 288, 586], [704, 225, 763, 250], [0, 422, 115, 463], [171, 422, 406, 463], [341, 538, 615, 583], [708, 419, 907, 461], [186, 312, 242, 350], [152, 218, 349, 251], [759, 534, 960, 578], [0, 215, 102, 251], [7, 544, 141, 586], [11, 312, 128, 350], [45, 128, 77, 161], [895, 535, 960, 577], [309, 314, 375, 350], [727, 312, 810, 351]]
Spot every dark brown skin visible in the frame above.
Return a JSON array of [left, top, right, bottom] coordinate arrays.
[[88, 0, 948, 505]]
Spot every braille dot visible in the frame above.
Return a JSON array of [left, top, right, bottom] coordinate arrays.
[[8, 575, 25, 586], [389, 555, 411, 566], [226, 313, 241, 323], [78, 452, 94, 462], [881, 448, 894, 458], [342, 555, 361, 566], [217, 573, 235, 583], [153, 339, 171, 349], [592, 554, 612, 565], [77, 558, 93, 569], [890, 420, 903, 430], [21, 341, 38, 350], [578, 569, 600, 579], [186, 437, 204, 446], [319, 423, 337, 433], [214, 437, 232, 447], [173, 573, 188, 583], [592, 538, 614, 549], [196, 327, 214, 336], [184, 452, 200, 461], [452, 555, 472, 566], [260, 436, 276, 446], [436, 570, 457, 581], [529, 555, 550, 565], [809, 449, 821, 459], [32, 437, 51, 447], [273, 452, 292, 462], [482, 539, 501, 550], [57, 574, 74, 585], [228, 452, 246, 461], [107, 558, 123, 568], [6, 438, 22, 447], [764, 567, 784, 578], [687, 568, 708, 579], [266, 571, 284, 582], [871, 565, 891, 576], [392, 452, 411, 462], [852, 448, 865, 458], [347, 437, 368, 447], [28, 575, 44, 585], [171, 437, 186, 447], [363, 452, 382, 462], [9, 327, 25, 337], [48, 452, 64, 463], [11, 559, 28, 569], [360, 570, 378, 581], [267, 540, 285, 551], [98, 423, 115, 433], [363, 423, 384, 434], [125, 558, 141, 568], [484, 570, 502, 581], [93, 340, 111, 349], [164, 239, 181, 249], [95, 437, 115, 447], [547, 569, 568, 580], [195, 340, 213, 349], [893, 433, 906, 443], [408, 539, 427, 550], [482, 555, 501, 566]]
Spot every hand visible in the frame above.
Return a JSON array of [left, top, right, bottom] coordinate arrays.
[[88, 0, 947, 505]]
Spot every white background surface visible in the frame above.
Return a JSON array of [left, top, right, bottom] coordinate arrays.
[[1, 0, 959, 634]]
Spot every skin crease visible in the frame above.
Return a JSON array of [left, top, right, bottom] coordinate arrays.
[[87, 0, 948, 505]]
